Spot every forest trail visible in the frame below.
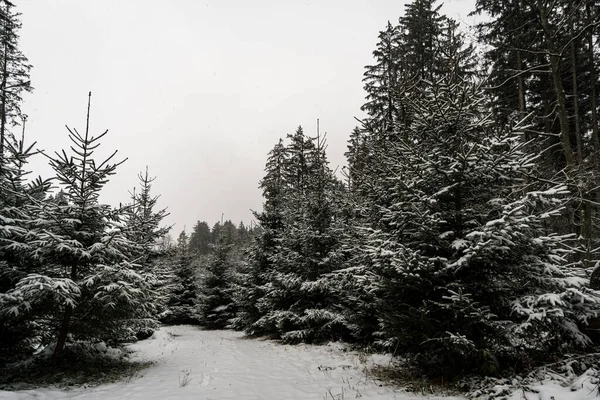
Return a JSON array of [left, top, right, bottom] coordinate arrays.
[[0, 325, 461, 400]]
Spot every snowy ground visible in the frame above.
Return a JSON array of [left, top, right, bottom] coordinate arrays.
[[0, 325, 460, 400], [1, 325, 598, 400]]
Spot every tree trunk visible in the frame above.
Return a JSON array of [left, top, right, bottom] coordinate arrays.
[[549, 56, 575, 168], [516, 50, 527, 129], [51, 264, 77, 363], [516, 0, 527, 130], [454, 183, 463, 238], [570, 22, 585, 244], [583, 198, 593, 266], [570, 32, 583, 164], [51, 306, 73, 364], [0, 41, 9, 160], [538, 5, 575, 169], [587, 3, 600, 200]]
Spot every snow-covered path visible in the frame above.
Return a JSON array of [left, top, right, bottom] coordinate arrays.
[[0, 325, 461, 400]]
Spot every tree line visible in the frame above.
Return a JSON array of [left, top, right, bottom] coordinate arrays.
[[176, 219, 257, 256]]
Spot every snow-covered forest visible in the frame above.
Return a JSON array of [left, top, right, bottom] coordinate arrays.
[[2, 0, 600, 398]]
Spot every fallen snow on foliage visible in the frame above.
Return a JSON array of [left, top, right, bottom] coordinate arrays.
[[505, 369, 599, 400], [0, 325, 460, 400]]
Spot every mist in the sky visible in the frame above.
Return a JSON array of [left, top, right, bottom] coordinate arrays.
[[16, 0, 477, 234]]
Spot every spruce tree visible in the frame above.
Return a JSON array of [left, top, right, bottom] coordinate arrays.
[[198, 229, 236, 329], [160, 250, 200, 325], [222, 220, 237, 246], [125, 166, 170, 263], [357, 0, 477, 226], [248, 128, 349, 343], [363, 78, 600, 377], [361, 22, 402, 136], [0, 4, 42, 358], [211, 221, 221, 244], [188, 220, 211, 255], [0, 94, 156, 361], [176, 229, 189, 258], [236, 221, 251, 247], [344, 127, 370, 192], [0, 136, 49, 361], [0, 0, 32, 160], [399, 0, 447, 81], [121, 167, 171, 336], [231, 140, 286, 333]]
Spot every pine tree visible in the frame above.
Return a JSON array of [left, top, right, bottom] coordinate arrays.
[[361, 22, 402, 136], [363, 78, 600, 377], [0, 135, 49, 361], [188, 220, 211, 255], [222, 219, 238, 246], [198, 230, 236, 329], [399, 0, 447, 82], [176, 229, 189, 258], [125, 166, 170, 263], [0, 0, 32, 160], [248, 128, 350, 343], [160, 250, 200, 325], [0, 94, 156, 361], [356, 1, 477, 225], [236, 221, 251, 247], [211, 221, 221, 244], [231, 140, 286, 332]]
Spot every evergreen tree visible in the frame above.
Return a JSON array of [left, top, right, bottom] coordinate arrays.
[[361, 21, 402, 136], [160, 251, 200, 325], [0, 136, 49, 362], [399, 0, 447, 82], [188, 220, 211, 255], [474, 0, 600, 276], [211, 221, 221, 244], [222, 219, 238, 246], [473, 0, 537, 126], [176, 229, 189, 258], [236, 221, 251, 247], [0, 0, 32, 160], [249, 128, 349, 343], [362, 78, 600, 377], [357, 0, 477, 226], [0, 8, 43, 357], [344, 126, 369, 191], [125, 166, 170, 263], [231, 140, 286, 332], [0, 94, 156, 361], [198, 230, 236, 329], [122, 167, 171, 336]]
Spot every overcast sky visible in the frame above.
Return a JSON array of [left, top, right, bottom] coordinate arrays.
[[17, 0, 477, 235]]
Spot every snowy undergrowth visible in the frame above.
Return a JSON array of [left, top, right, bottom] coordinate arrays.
[[0, 339, 153, 391], [361, 351, 600, 400], [461, 353, 600, 399]]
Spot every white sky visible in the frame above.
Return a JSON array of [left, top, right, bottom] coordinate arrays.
[[17, 0, 477, 234]]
